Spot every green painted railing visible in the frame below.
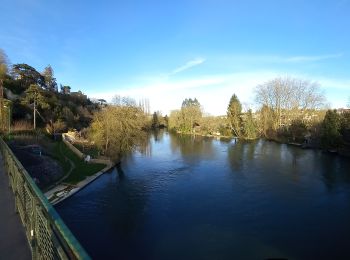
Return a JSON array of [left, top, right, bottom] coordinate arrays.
[[0, 137, 91, 260]]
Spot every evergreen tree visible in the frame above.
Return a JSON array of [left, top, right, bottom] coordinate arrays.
[[227, 94, 242, 137], [321, 109, 342, 149], [42, 65, 58, 92], [22, 84, 49, 129], [243, 109, 257, 139]]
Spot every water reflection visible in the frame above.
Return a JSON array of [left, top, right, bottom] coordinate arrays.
[[153, 129, 165, 142], [169, 133, 215, 164], [57, 133, 350, 260], [318, 154, 350, 191]]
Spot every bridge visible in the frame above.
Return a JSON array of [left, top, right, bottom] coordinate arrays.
[[0, 137, 90, 260]]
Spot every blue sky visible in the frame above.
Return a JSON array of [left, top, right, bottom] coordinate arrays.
[[1, 0, 350, 115]]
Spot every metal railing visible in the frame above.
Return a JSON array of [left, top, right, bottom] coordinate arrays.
[[0, 137, 91, 260]]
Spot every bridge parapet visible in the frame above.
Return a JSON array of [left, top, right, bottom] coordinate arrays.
[[0, 137, 90, 260]]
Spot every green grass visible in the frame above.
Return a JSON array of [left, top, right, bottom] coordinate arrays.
[[72, 142, 100, 158], [53, 141, 106, 185], [52, 141, 72, 174]]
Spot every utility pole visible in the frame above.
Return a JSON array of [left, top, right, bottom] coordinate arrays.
[[33, 100, 36, 129]]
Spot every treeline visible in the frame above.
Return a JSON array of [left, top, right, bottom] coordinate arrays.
[[0, 49, 98, 133], [168, 77, 350, 151]]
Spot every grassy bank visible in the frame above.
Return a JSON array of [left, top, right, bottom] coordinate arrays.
[[53, 141, 106, 185]]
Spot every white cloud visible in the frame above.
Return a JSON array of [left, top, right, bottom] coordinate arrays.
[[87, 70, 350, 115], [87, 71, 278, 115], [170, 58, 206, 75]]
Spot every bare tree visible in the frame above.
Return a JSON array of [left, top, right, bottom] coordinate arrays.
[[255, 77, 326, 130]]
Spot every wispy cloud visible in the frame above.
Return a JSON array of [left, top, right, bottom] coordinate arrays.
[[216, 53, 344, 65], [170, 58, 206, 75], [285, 53, 343, 62]]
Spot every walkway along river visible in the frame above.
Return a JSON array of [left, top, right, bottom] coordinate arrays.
[[56, 131, 350, 260]]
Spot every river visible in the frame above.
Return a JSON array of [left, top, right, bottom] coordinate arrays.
[[56, 131, 350, 259]]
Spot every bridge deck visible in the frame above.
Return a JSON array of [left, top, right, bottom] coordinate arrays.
[[0, 154, 31, 260]]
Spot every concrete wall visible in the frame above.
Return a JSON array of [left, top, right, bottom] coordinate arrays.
[[61, 133, 113, 165], [62, 133, 85, 159]]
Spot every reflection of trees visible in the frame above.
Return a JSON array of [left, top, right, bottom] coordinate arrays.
[[137, 132, 152, 157], [153, 129, 165, 142], [227, 141, 244, 171], [289, 147, 303, 167], [227, 140, 258, 172], [169, 133, 215, 164], [320, 155, 339, 191]]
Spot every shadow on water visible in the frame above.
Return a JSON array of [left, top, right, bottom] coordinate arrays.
[[116, 163, 125, 180]]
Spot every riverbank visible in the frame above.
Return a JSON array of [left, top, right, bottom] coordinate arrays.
[[45, 161, 114, 205], [175, 130, 350, 158], [175, 130, 234, 140], [45, 134, 115, 205]]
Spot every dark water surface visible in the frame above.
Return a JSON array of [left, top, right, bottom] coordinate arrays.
[[56, 131, 350, 260]]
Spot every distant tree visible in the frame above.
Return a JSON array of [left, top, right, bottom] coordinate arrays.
[[257, 105, 274, 138], [60, 85, 71, 94], [288, 119, 307, 143], [243, 109, 257, 139], [180, 98, 202, 133], [139, 98, 150, 115], [42, 65, 58, 92], [227, 94, 242, 137], [168, 109, 182, 131], [22, 84, 49, 129], [255, 77, 326, 130], [321, 109, 342, 149], [112, 95, 137, 106], [152, 112, 160, 128], [12, 63, 45, 89]]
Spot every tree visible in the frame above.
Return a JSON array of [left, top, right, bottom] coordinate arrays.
[[60, 85, 71, 94], [12, 63, 45, 89], [242, 109, 257, 139], [0, 49, 9, 131], [180, 98, 202, 133], [227, 94, 242, 137], [255, 77, 326, 130], [46, 119, 66, 134], [321, 109, 341, 149], [168, 109, 182, 131], [42, 65, 58, 92], [288, 119, 307, 143], [22, 84, 49, 129], [257, 104, 274, 138], [89, 104, 147, 162]]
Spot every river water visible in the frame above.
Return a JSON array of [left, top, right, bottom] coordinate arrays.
[[56, 131, 350, 259]]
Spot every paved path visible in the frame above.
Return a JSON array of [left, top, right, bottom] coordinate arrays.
[[0, 154, 31, 260]]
